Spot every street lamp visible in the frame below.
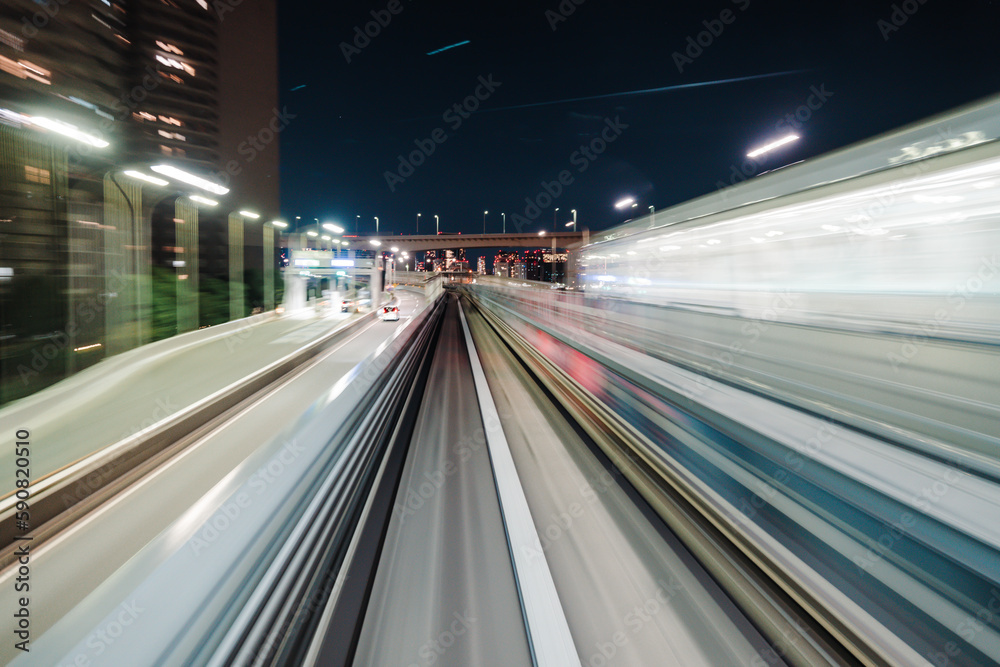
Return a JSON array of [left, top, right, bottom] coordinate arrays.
[[374, 216, 379, 235], [502, 212, 506, 233], [435, 214, 439, 234], [554, 207, 559, 231], [747, 134, 799, 159], [265, 220, 287, 311], [355, 215, 360, 234], [572, 209, 577, 229], [483, 210, 488, 234], [614, 197, 635, 209]]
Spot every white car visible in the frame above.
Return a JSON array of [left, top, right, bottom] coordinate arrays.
[[380, 305, 400, 321]]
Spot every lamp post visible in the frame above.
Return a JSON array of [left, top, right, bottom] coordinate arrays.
[[435, 214, 439, 234], [571, 209, 577, 230], [266, 220, 288, 311], [554, 207, 559, 231], [355, 215, 360, 234], [417, 212, 421, 234], [502, 212, 506, 233], [483, 210, 488, 234], [374, 216, 379, 236]]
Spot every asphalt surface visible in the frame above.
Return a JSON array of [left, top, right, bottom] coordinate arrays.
[[0, 292, 425, 667], [0, 304, 365, 480]]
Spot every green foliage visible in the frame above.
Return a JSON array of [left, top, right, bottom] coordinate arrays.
[[150, 267, 177, 342], [199, 275, 230, 327]]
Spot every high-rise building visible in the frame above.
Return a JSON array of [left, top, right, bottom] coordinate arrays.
[[0, 0, 280, 403], [476, 256, 487, 275]]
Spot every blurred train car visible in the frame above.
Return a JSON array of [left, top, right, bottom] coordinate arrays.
[[574, 95, 1000, 338]]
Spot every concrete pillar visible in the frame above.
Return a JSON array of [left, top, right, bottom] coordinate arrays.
[[175, 199, 199, 333]]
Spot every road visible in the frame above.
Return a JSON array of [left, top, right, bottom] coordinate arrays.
[[1, 292, 425, 667]]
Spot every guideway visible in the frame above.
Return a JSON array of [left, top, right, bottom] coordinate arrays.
[[353, 295, 533, 665]]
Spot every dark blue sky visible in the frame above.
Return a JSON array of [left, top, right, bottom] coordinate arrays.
[[277, 0, 1000, 238]]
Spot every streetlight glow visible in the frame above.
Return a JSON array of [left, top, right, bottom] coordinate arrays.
[[323, 223, 344, 233], [123, 170, 169, 186], [747, 134, 800, 158], [565, 221, 575, 227], [390, 246, 399, 252], [321, 235, 332, 241], [370, 240, 382, 246], [271, 220, 288, 228], [151, 164, 230, 195], [189, 195, 218, 206], [306, 231, 318, 237], [238, 210, 260, 219], [538, 230, 546, 236], [614, 197, 635, 209], [29, 116, 109, 148]]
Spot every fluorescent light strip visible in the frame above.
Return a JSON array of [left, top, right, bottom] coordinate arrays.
[[28, 116, 109, 148], [123, 170, 168, 186], [151, 164, 229, 195], [747, 134, 799, 158]]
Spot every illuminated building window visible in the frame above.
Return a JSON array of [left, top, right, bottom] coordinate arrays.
[[158, 130, 187, 141], [0, 56, 51, 85], [155, 55, 195, 77], [158, 71, 184, 84], [160, 145, 186, 157], [0, 29, 26, 52], [155, 40, 184, 55], [134, 111, 157, 121], [24, 166, 51, 185], [158, 115, 183, 126]]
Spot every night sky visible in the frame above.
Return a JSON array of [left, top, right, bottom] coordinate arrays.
[[277, 0, 1000, 238]]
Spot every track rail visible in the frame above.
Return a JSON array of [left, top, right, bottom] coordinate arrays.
[[461, 288, 871, 667]]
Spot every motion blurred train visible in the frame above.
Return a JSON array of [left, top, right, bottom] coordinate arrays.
[[574, 95, 1000, 338]]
